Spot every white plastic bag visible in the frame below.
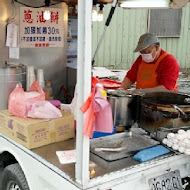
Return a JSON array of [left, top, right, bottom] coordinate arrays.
[[70, 84, 77, 119], [27, 101, 62, 119], [60, 84, 77, 119]]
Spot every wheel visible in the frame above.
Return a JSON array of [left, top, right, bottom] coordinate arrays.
[[182, 177, 190, 190], [0, 163, 29, 190]]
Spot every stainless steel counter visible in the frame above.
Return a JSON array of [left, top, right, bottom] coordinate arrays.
[[33, 139, 76, 180], [32, 137, 175, 181]]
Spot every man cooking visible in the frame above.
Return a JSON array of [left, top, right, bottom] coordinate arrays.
[[121, 33, 180, 91]]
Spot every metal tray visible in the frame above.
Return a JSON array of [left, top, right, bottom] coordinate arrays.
[[155, 125, 190, 142], [90, 132, 160, 161]]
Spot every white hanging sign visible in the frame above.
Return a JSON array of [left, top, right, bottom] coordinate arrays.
[[6, 23, 18, 48], [19, 7, 64, 48], [9, 47, 20, 59]]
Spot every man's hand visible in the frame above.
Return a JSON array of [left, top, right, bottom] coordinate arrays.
[[121, 77, 133, 90]]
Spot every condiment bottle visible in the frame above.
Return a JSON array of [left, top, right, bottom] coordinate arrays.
[[44, 81, 53, 100]]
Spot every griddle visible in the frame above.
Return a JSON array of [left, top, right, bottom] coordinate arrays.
[[90, 132, 159, 161]]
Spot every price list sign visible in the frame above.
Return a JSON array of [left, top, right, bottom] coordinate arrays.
[[20, 7, 64, 48]]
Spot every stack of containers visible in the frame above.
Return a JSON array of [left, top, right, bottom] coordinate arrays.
[[26, 67, 45, 89], [36, 69, 45, 88], [26, 66, 36, 90]]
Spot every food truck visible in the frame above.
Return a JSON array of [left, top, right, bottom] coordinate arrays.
[[0, 0, 190, 190]]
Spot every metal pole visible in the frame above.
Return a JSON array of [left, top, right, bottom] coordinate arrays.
[[92, 0, 118, 66], [76, 0, 92, 185]]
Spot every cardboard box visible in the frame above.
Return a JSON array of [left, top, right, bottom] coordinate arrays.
[[0, 110, 74, 149]]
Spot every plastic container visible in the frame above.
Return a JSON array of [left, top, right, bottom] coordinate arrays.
[[92, 126, 117, 139], [60, 103, 72, 113], [37, 69, 45, 88], [43, 81, 53, 100], [99, 79, 121, 89], [49, 100, 61, 108]]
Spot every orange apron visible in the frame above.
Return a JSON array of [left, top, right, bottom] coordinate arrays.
[[136, 52, 178, 91]]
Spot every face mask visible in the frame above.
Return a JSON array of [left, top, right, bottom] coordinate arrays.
[[141, 48, 156, 63]]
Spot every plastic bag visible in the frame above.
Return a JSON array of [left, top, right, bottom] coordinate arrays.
[[27, 101, 62, 119], [8, 85, 27, 118], [27, 81, 45, 103], [8, 81, 45, 118], [70, 84, 77, 119], [80, 79, 113, 138]]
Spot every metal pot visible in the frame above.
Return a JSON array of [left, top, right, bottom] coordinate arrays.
[[0, 62, 26, 110], [138, 91, 190, 133], [107, 89, 139, 127]]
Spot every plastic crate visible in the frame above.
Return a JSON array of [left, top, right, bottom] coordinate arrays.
[[92, 126, 117, 139]]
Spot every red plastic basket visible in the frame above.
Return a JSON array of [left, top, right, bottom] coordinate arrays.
[[99, 79, 121, 89]]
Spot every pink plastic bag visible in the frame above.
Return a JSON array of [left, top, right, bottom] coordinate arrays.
[[8, 81, 45, 118], [8, 85, 27, 118], [80, 80, 113, 138], [27, 81, 45, 103], [27, 101, 62, 119]]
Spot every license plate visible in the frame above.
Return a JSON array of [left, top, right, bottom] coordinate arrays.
[[148, 170, 182, 190]]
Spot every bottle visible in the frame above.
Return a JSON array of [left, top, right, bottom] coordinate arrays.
[[44, 81, 53, 100]]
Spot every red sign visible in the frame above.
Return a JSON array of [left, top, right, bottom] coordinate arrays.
[[20, 7, 64, 48]]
